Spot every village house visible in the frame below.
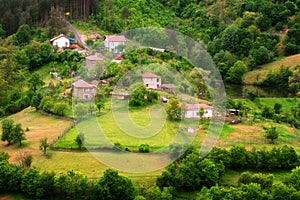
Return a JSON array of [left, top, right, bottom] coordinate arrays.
[[161, 84, 176, 94], [112, 55, 124, 63], [85, 53, 105, 68], [184, 103, 214, 119], [50, 34, 70, 48], [142, 72, 162, 89], [104, 35, 126, 53], [72, 79, 97, 101]]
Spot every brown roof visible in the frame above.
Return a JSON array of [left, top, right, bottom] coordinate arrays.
[[72, 80, 96, 88], [50, 34, 68, 42], [86, 54, 105, 61], [161, 84, 175, 89], [105, 35, 126, 42], [185, 104, 213, 110], [141, 72, 161, 78]]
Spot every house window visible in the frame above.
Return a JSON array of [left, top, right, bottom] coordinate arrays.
[[157, 78, 159, 82], [157, 84, 159, 88], [146, 84, 149, 87], [84, 88, 89, 92], [55, 42, 58, 45], [65, 42, 68, 47], [196, 112, 200, 116], [83, 94, 89, 100]]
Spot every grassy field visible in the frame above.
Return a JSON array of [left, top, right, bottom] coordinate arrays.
[[0, 107, 73, 162], [232, 97, 300, 114], [1, 98, 300, 188], [0, 108, 162, 184], [56, 102, 196, 150], [33, 151, 162, 184], [244, 54, 300, 85], [57, 98, 300, 151]]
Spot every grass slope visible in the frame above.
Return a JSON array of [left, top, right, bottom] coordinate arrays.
[[244, 54, 300, 85], [0, 107, 73, 162], [55, 102, 196, 150]]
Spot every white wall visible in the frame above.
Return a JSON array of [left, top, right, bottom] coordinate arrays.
[[104, 39, 125, 53], [53, 37, 70, 48], [184, 109, 213, 119], [142, 77, 161, 89]]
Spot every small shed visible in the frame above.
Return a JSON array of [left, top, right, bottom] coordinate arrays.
[[112, 55, 124, 63], [161, 84, 176, 94], [50, 34, 70, 48]]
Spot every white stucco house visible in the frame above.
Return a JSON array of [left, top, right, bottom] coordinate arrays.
[[141, 72, 161, 89], [50, 34, 70, 48], [104, 35, 126, 53], [184, 104, 214, 119]]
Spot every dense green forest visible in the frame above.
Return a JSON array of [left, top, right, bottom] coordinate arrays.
[[0, 0, 99, 35]]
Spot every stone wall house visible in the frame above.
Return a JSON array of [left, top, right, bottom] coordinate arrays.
[[72, 79, 97, 101]]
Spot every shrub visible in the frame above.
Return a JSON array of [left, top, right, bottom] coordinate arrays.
[[139, 144, 150, 153], [114, 142, 122, 149]]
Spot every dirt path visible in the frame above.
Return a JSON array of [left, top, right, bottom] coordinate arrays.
[[61, 18, 89, 50]]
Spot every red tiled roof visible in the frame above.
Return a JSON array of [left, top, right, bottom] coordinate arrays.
[[72, 80, 96, 88], [105, 35, 126, 42], [50, 34, 68, 42], [113, 55, 124, 60], [185, 104, 213, 110], [141, 72, 161, 78]]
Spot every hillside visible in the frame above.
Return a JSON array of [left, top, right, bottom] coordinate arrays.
[[244, 54, 300, 85], [1, 1, 300, 199]]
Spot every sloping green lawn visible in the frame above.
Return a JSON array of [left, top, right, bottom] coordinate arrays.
[[55, 103, 197, 150]]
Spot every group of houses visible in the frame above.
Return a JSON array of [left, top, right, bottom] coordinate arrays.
[[50, 34, 215, 120], [72, 72, 214, 119], [141, 72, 176, 94], [50, 33, 126, 100], [50, 34, 126, 53]]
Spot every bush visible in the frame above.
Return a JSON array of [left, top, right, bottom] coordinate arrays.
[[114, 142, 122, 149], [139, 144, 150, 153], [284, 43, 299, 56]]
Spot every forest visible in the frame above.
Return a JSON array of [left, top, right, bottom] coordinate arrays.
[[0, 0, 99, 35]]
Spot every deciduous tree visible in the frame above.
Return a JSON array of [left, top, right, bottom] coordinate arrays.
[[226, 61, 248, 84], [1, 119, 14, 145], [39, 137, 50, 156], [12, 123, 26, 146], [264, 126, 279, 144], [97, 169, 135, 200], [166, 98, 181, 120], [74, 133, 85, 150]]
